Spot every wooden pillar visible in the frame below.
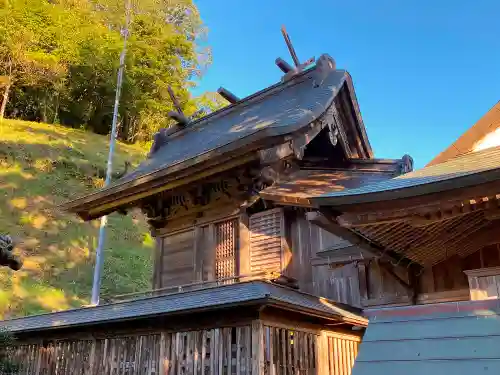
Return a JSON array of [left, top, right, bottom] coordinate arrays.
[[239, 213, 251, 279], [153, 236, 163, 290], [251, 320, 265, 375]]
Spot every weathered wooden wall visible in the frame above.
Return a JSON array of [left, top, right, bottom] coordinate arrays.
[[8, 322, 361, 375], [289, 213, 361, 307], [153, 205, 242, 290], [360, 245, 500, 307]]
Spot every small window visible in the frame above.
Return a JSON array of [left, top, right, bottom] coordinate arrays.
[[214, 219, 239, 282]]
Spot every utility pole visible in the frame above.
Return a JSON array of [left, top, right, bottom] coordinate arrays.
[[91, 0, 132, 306]]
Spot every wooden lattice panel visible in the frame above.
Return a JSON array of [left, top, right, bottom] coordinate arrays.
[[249, 208, 284, 274], [8, 328, 255, 375], [215, 219, 239, 280], [263, 326, 318, 375]]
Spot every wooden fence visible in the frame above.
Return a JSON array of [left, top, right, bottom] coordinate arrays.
[[7, 323, 361, 375]]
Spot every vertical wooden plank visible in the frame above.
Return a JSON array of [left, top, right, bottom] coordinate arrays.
[[309, 334, 315, 373], [124, 338, 131, 375], [280, 209, 292, 276], [169, 333, 177, 375], [159, 333, 167, 375], [293, 331, 299, 375], [245, 326, 251, 375], [269, 327, 276, 375], [332, 338, 338, 375], [286, 331, 292, 375], [239, 213, 251, 278], [252, 321, 264, 375], [226, 328, 232, 375], [210, 329, 216, 375], [193, 226, 201, 282], [201, 330, 207, 375], [357, 263, 369, 301], [218, 329, 224, 375], [236, 328, 242, 375], [207, 224, 216, 281], [341, 338, 347, 375], [184, 333, 192, 375], [153, 236, 164, 289], [136, 336, 144, 375], [193, 331, 200, 375], [280, 329, 286, 375], [176, 333, 183, 375], [33, 343, 42, 375]]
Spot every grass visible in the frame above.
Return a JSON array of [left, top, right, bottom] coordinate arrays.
[[0, 119, 154, 318]]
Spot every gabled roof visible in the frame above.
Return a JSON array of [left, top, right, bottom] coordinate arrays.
[[427, 100, 500, 166], [0, 281, 367, 333], [61, 57, 373, 220], [311, 145, 500, 207]]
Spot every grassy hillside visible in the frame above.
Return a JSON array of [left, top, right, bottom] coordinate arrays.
[[0, 119, 154, 318]]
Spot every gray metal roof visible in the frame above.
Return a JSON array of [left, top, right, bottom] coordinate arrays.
[[0, 281, 366, 333], [312, 145, 500, 206], [115, 68, 350, 186], [354, 299, 500, 375]]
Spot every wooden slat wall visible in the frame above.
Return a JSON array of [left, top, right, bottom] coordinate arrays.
[[322, 332, 360, 375], [249, 209, 284, 274], [262, 325, 361, 375], [291, 215, 361, 307], [9, 326, 254, 375], [160, 230, 195, 288], [262, 325, 318, 375]]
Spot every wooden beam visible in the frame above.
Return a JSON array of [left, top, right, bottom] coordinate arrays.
[[306, 210, 421, 270], [336, 197, 500, 228], [217, 87, 239, 104], [84, 154, 257, 220], [281, 25, 300, 67]]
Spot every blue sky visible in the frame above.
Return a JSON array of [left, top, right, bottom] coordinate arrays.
[[193, 0, 499, 168]]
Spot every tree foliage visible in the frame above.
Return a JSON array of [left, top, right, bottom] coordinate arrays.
[[0, 0, 225, 142]]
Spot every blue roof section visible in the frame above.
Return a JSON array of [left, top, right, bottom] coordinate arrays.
[[0, 281, 366, 333], [353, 299, 500, 375], [312, 145, 500, 206]]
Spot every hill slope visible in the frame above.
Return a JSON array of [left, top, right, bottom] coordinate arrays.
[[0, 119, 154, 318]]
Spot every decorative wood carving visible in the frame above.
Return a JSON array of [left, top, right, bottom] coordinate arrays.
[[141, 160, 298, 229], [141, 171, 253, 228], [400, 154, 414, 174], [290, 102, 344, 160]]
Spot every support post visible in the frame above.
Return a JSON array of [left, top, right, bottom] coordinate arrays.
[[252, 320, 264, 375]]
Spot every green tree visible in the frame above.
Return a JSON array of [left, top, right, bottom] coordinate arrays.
[[0, 0, 224, 141]]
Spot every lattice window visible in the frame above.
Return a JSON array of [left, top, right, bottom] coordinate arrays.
[[215, 219, 239, 281]]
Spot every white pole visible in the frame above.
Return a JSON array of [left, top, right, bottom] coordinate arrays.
[[91, 0, 132, 306]]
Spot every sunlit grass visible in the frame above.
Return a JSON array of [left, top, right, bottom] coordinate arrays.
[[0, 119, 153, 318]]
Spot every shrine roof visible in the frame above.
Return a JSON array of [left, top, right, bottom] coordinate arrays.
[[311, 145, 500, 207], [62, 56, 373, 219], [0, 280, 367, 334]]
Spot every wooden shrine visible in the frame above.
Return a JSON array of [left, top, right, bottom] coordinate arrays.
[[0, 28, 398, 375]]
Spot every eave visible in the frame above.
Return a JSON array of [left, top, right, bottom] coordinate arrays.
[[62, 70, 373, 221]]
